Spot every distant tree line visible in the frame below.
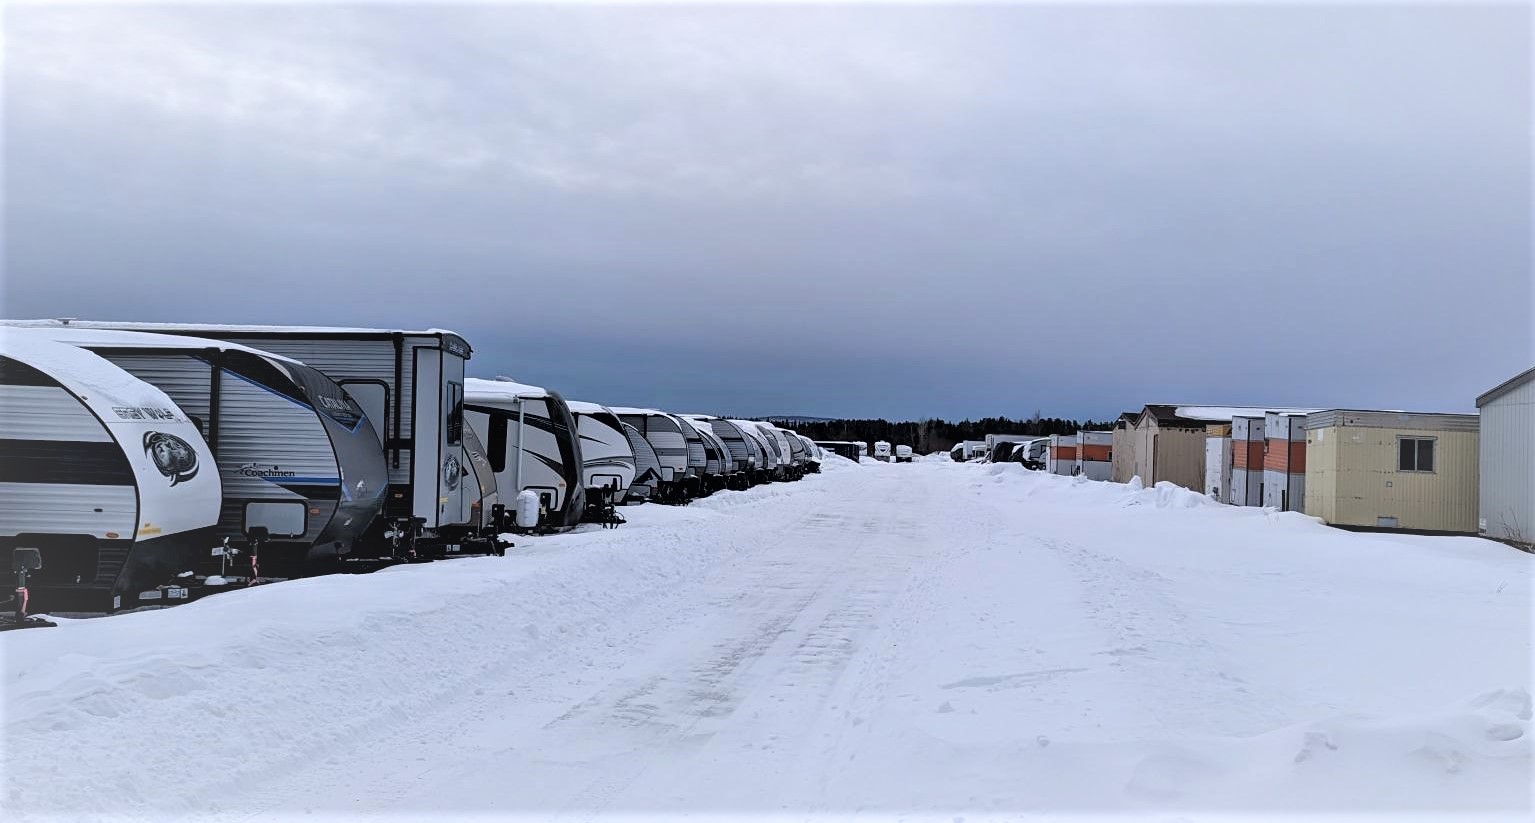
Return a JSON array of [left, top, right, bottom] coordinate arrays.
[[772, 414, 1115, 454]]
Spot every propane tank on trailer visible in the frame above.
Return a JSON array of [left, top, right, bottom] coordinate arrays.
[[515, 490, 541, 530]]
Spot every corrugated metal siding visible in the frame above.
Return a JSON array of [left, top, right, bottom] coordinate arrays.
[[217, 371, 341, 543], [1479, 376, 1534, 543], [1262, 413, 1306, 511], [216, 336, 415, 487], [0, 482, 136, 539], [1230, 416, 1264, 506], [0, 385, 113, 441], [1304, 423, 1479, 532], [103, 354, 214, 429], [708, 420, 752, 472]]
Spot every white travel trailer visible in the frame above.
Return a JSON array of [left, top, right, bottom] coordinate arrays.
[[32, 327, 391, 577], [797, 435, 823, 471], [754, 423, 800, 479], [685, 416, 758, 487], [894, 445, 914, 463], [0, 332, 222, 612], [15, 321, 490, 551], [682, 417, 738, 490], [736, 421, 779, 482], [619, 423, 661, 504], [985, 434, 1032, 463], [873, 441, 892, 462], [568, 400, 638, 507], [611, 408, 693, 502], [463, 378, 585, 532], [1014, 438, 1049, 469], [732, 420, 782, 480], [770, 426, 810, 477]]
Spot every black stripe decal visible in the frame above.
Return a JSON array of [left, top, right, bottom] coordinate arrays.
[[0, 356, 60, 387], [0, 438, 135, 485], [262, 483, 342, 501], [531, 453, 566, 475]]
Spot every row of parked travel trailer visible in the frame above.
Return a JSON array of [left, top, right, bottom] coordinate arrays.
[[0, 320, 826, 617]]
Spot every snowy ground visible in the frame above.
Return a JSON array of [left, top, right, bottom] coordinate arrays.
[[4, 458, 1531, 822]]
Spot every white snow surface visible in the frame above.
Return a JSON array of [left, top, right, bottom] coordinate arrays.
[[5, 460, 1531, 822], [3, 325, 308, 366], [0, 329, 179, 405], [3, 318, 466, 338], [565, 399, 614, 415], [464, 375, 551, 401], [1172, 406, 1324, 422]]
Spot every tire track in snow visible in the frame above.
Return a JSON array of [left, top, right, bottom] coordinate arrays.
[[206, 468, 880, 822]]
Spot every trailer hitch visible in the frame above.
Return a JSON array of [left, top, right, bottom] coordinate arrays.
[[0, 548, 56, 632]]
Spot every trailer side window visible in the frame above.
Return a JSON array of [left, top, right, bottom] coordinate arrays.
[[488, 414, 507, 473], [1397, 436, 1435, 472], [446, 381, 464, 446]]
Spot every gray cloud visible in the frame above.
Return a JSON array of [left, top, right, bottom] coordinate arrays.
[[5, 3, 1530, 420]]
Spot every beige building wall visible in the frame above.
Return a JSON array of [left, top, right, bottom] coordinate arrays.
[[1111, 425, 1138, 483], [1305, 424, 1479, 533], [1132, 424, 1156, 485], [1150, 425, 1207, 491]]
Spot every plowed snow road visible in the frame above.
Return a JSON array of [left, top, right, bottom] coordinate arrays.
[[5, 460, 1531, 822]]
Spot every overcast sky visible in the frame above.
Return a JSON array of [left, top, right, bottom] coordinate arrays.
[[4, 3, 1530, 420]]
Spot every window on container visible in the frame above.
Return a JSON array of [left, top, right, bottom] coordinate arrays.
[[445, 381, 464, 446], [488, 414, 507, 473], [1397, 436, 1435, 472]]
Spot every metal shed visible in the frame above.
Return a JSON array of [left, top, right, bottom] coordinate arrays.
[[1110, 412, 1140, 483], [1476, 367, 1534, 547], [1046, 434, 1078, 476], [1230, 415, 1266, 506], [1262, 411, 1308, 512], [1303, 410, 1480, 534], [1204, 423, 1232, 501], [1075, 430, 1112, 480]]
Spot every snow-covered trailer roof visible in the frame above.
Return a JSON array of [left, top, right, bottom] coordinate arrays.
[[7, 319, 471, 359], [468, 376, 553, 400], [611, 408, 691, 482], [689, 421, 733, 476], [732, 420, 779, 471]]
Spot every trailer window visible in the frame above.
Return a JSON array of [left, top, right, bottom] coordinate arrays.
[[1398, 436, 1435, 472], [446, 381, 464, 446], [488, 414, 508, 473]]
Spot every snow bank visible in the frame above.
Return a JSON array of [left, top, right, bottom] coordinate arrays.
[[952, 460, 1533, 813]]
